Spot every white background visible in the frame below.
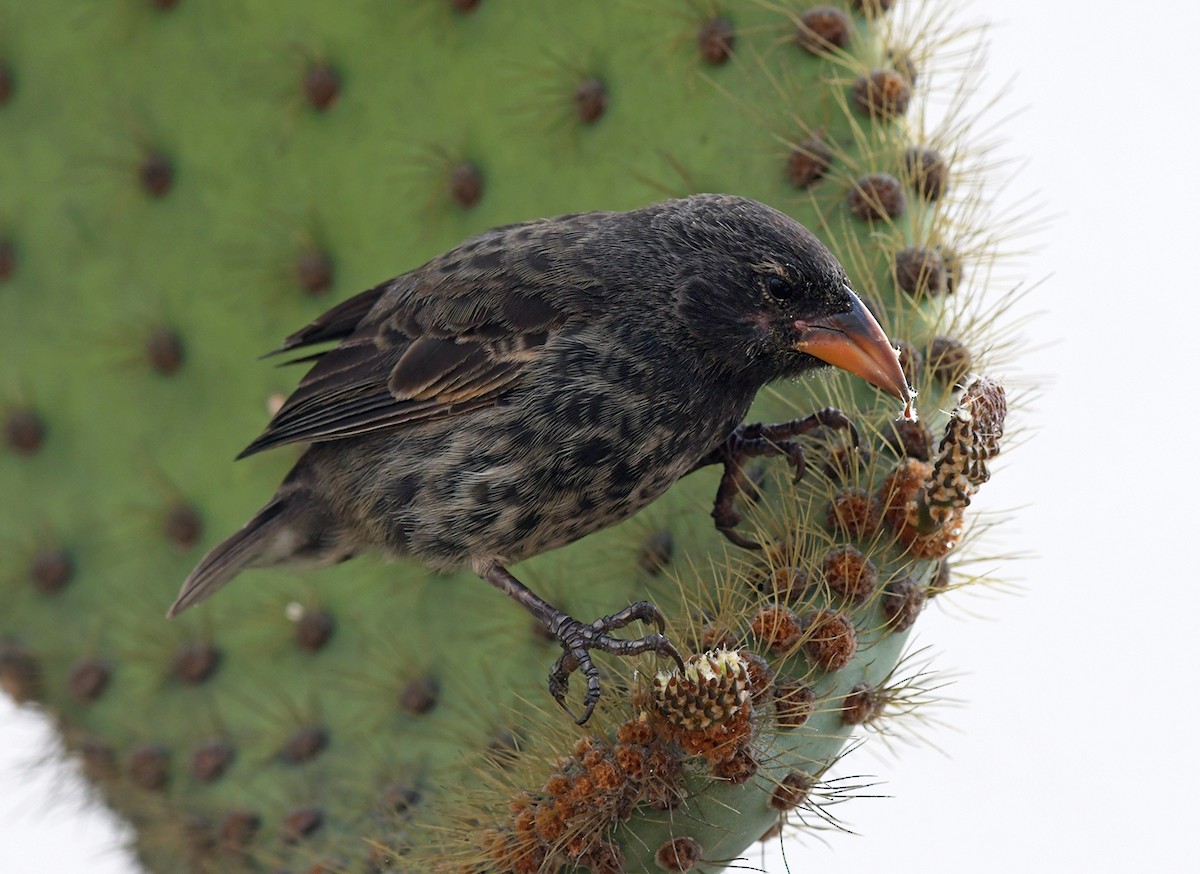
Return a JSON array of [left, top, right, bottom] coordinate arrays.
[[4, 1, 1199, 871]]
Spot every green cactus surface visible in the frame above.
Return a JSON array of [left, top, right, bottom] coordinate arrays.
[[0, 1, 1013, 871]]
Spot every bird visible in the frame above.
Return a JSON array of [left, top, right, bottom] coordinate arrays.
[[168, 194, 912, 722]]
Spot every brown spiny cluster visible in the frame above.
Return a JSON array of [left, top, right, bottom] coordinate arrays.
[[480, 743, 624, 872], [759, 565, 809, 605], [478, 652, 769, 872], [879, 458, 960, 558], [879, 378, 1007, 559], [826, 487, 882, 539], [820, 545, 879, 604], [799, 610, 859, 671], [881, 577, 926, 632], [741, 650, 775, 704], [922, 378, 1007, 522], [656, 835, 704, 871], [749, 605, 803, 655], [769, 771, 815, 811], [773, 678, 817, 728], [478, 716, 688, 872], [840, 683, 884, 725], [650, 649, 754, 764], [929, 335, 973, 387], [693, 620, 739, 652]]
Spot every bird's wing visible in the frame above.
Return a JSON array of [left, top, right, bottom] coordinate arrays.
[[237, 271, 566, 458], [269, 281, 392, 357]]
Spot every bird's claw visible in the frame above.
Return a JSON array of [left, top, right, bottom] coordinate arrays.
[[547, 600, 684, 725], [707, 408, 859, 549]]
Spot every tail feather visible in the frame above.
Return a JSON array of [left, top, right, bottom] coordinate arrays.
[[167, 500, 294, 618]]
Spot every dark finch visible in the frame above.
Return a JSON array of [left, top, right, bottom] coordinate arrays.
[[169, 194, 912, 722]]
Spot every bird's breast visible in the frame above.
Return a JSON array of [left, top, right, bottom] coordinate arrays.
[[336, 335, 756, 569]]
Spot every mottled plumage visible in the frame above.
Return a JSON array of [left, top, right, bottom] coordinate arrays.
[[170, 194, 911, 721]]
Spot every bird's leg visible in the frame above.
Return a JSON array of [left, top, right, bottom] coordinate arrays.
[[696, 407, 860, 550], [481, 565, 685, 725], [709, 447, 761, 550]]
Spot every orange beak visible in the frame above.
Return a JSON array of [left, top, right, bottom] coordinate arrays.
[[794, 291, 915, 418]]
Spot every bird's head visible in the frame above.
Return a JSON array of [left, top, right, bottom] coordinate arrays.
[[669, 195, 913, 413]]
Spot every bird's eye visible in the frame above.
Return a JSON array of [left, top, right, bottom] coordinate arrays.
[[764, 274, 791, 301]]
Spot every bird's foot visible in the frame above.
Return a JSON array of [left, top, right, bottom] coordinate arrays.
[[704, 408, 860, 549], [480, 565, 685, 724], [547, 601, 685, 725]]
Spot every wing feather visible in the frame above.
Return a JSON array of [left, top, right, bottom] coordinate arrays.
[[237, 249, 568, 458], [390, 337, 488, 399], [269, 282, 390, 356]]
